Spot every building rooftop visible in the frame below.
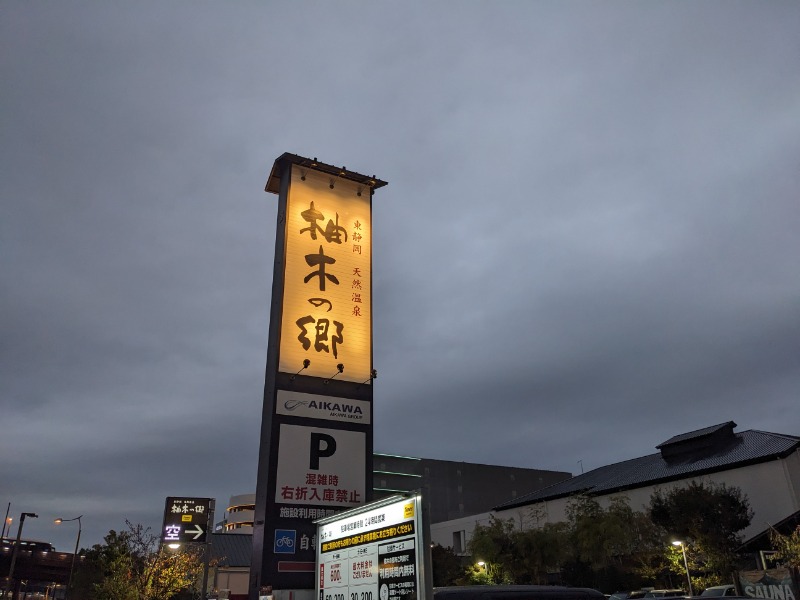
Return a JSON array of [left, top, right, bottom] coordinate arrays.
[[210, 533, 252, 567], [495, 426, 800, 511]]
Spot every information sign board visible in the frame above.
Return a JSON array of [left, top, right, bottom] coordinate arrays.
[[316, 496, 427, 600], [161, 497, 212, 544]]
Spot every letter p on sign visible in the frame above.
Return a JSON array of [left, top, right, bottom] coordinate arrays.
[[310, 432, 337, 469]]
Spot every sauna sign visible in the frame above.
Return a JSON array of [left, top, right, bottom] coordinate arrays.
[[316, 496, 425, 600], [279, 165, 372, 383]]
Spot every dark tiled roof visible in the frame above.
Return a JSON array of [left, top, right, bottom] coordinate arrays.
[[739, 509, 800, 551], [210, 533, 252, 567], [495, 429, 800, 511], [656, 421, 736, 448]]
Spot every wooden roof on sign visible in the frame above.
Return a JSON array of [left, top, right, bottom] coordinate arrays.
[[265, 152, 388, 194]]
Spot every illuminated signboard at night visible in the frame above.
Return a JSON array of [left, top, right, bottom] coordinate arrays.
[[280, 165, 372, 383], [316, 496, 429, 600], [161, 497, 212, 545], [251, 154, 387, 598]]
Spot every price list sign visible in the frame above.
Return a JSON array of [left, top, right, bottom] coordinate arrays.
[[316, 496, 426, 600]]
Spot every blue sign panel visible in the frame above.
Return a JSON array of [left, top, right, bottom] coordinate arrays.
[[274, 529, 296, 554]]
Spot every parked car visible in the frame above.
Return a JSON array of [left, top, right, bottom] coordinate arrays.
[[433, 586, 606, 600], [609, 591, 649, 600], [699, 586, 737, 597], [643, 590, 686, 598]]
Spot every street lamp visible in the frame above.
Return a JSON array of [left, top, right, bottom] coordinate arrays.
[[672, 540, 694, 596], [5, 512, 38, 597], [55, 516, 82, 600], [1, 516, 11, 539], [475, 561, 487, 579]]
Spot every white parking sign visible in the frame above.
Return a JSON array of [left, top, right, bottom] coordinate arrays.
[[275, 424, 366, 507]]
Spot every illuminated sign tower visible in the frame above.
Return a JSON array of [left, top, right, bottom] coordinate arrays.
[[251, 154, 387, 600]]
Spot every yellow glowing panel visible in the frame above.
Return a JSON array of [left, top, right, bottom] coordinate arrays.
[[279, 165, 371, 382]]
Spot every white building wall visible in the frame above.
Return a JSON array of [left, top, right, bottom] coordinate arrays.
[[213, 567, 249, 596], [430, 511, 497, 554], [431, 451, 800, 555], [782, 449, 800, 512], [225, 493, 256, 533]]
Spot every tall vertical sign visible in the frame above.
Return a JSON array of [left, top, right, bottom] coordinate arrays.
[[251, 154, 388, 600]]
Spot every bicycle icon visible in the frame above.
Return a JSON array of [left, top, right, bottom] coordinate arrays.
[[274, 529, 297, 554]]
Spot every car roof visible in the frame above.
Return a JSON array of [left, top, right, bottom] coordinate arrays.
[[433, 586, 606, 600]]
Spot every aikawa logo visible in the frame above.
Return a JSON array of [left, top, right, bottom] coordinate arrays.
[[283, 399, 309, 410]]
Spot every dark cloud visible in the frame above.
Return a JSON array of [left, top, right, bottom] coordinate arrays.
[[2, 1, 798, 551]]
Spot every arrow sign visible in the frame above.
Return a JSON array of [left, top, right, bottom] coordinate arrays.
[[161, 497, 212, 544]]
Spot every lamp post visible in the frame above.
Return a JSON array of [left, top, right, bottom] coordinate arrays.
[[55, 516, 82, 600], [672, 540, 693, 596], [1, 503, 10, 539], [5, 512, 38, 598]]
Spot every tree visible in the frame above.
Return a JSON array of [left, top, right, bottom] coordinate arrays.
[[71, 529, 136, 600], [770, 525, 800, 596], [72, 521, 207, 600], [467, 515, 572, 586], [770, 525, 800, 569], [563, 495, 667, 590], [649, 481, 753, 585], [467, 517, 516, 584], [122, 521, 206, 600], [430, 544, 466, 587], [510, 522, 570, 584]]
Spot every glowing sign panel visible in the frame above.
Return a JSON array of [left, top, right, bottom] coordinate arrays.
[[317, 497, 426, 600], [280, 165, 371, 382], [161, 497, 211, 544]]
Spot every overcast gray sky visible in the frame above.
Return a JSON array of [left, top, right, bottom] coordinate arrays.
[[2, 1, 799, 552]]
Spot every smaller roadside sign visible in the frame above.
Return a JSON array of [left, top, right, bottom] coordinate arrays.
[[161, 497, 212, 544], [316, 495, 428, 600]]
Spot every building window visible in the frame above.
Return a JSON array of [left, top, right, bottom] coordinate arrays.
[[453, 530, 466, 554]]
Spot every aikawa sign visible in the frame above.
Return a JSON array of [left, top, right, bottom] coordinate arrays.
[[251, 154, 387, 599]]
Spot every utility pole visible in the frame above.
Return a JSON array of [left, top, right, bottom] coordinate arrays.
[[200, 500, 215, 600], [5, 512, 38, 598]]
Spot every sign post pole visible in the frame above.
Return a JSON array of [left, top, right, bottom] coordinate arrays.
[[200, 499, 215, 599]]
